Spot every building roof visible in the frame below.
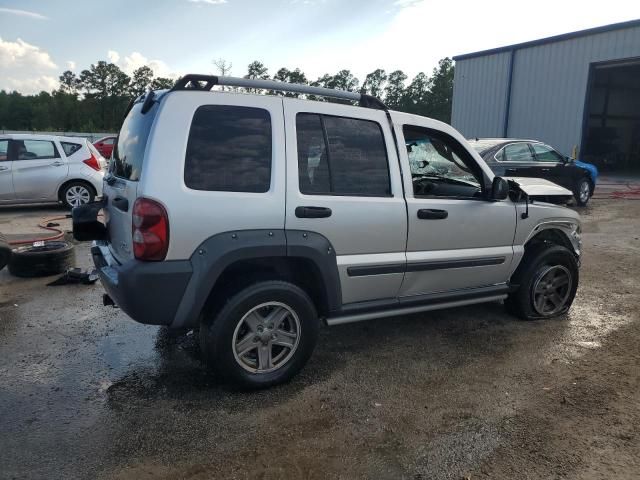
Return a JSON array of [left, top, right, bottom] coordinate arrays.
[[453, 18, 640, 61]]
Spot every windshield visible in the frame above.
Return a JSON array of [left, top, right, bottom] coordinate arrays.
[[111, 100, 158, 181]]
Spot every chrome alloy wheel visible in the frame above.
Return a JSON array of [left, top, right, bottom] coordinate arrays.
[[532, 265, 572, 316], [65, 185, 91, 207], [232, 301, 301, 373]]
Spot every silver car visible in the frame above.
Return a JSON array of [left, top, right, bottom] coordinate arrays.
[[0, 134, 105, 208]]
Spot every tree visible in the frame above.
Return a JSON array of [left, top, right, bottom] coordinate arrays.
[[361, 68, 387, 98], [78, 61, 131, 129], [244, 61, 269, 93], [129, 66, 154, 97], [402, 72, 429, 114], [58, 71, 80, 95], [331, 69, 359, 92], [150, 77, 175, 90], [272, 67, 308, 97], [213, 58, 232, 90], [384, 70, 407, 109], [424, 57, 455, 123]]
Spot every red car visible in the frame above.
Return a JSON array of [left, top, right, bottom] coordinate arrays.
[[93, 136, 116, 159]]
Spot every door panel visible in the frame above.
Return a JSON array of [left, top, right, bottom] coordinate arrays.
[[12, 139, 68, 200], [397, 123, 517, 297], [283, 100, 407, 305]]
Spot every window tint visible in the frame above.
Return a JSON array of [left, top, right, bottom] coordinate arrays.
[[404, 126, 481, 198], [296, 113, 390, 196], [502, 143, 534, 162], [0, 140, 8, 161], [61, 142, 82, 157], [185, 105, 272, 192], [112, 101, 158, 181], [15, 140, 59, 160], [531, 144, 563, 162]]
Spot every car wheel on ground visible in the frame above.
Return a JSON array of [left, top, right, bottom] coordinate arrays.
[[574, 177, 592, 206], [199, 281, 319, 389], [61, 182, 95, 209], [0, 233, 11, 271], [8, 240, 75, 278], [505, 243, 579, 320]]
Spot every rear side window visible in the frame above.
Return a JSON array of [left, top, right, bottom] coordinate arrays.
[[0, 140, 8, 161], [112, 102, 158, 181], [184, 105, 272, 192], [296, 113, 390, 196], [61, 142, 82, 157]]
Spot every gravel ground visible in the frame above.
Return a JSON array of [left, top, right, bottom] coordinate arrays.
[[0, 198, 639, 480]]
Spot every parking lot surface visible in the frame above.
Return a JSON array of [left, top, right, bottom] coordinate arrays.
[[1, 198, 639, 479]]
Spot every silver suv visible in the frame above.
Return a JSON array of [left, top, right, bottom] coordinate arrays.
[[73, 75, 582, 388]]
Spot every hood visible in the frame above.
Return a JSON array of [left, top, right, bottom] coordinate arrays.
[[505, 177, 573, 197]]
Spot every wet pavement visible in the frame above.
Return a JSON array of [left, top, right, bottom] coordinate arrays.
[[1, 199, 639, 479]]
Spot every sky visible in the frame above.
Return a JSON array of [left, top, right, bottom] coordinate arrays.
[[0, 0, 639, 94]]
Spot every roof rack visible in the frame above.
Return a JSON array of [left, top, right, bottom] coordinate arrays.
[[170, 74, 388, 110]]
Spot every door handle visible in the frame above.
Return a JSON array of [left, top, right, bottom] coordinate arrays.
[[112, 196, 129, 212], [0, 165, 8, 171], [417, 209, 448, 220], [295, 206, 332, 218], [51, 161, 65, 167]]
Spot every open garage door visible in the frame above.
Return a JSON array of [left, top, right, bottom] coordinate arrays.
[[582, 60, 640, 173]]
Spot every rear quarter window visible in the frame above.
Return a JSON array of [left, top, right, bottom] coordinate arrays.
[[184, 105, 272, 193], [61, 142, 83, 157], [112, 102, 158, 181]]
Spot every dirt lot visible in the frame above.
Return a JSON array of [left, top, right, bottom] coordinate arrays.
[[1, 197, 639, 480]]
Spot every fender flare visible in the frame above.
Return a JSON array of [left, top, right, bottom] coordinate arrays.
[[171, 229, 341, 328]]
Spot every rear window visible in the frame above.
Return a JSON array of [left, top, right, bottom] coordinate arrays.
[[184, 105, 272, 193], [112, 102, 158, 181], [61, 142, 82, 157]]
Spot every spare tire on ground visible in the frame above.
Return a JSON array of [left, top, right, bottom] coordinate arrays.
[[0, 233, 11, 271], [8, 241, 75, 278]]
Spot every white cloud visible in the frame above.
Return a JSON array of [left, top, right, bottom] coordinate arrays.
[[188, 0, 227, 4], [0, 37, 57, 70], [0, 7, 47, 20], [107, 50, 178, 78], [66, 60, 76, 70], [107, 50, 120, 63], [0, 37, 58, 93]]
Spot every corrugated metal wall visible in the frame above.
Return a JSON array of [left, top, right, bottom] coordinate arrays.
[[452, 25, 640, 155]]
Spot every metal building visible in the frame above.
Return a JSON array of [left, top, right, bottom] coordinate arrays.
[[451, 19, 640, 172]]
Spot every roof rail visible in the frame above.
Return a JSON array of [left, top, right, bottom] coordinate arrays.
[[170, 74, 387, 110]]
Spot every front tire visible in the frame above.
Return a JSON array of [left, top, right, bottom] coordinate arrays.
[[505, 244, 579, 320], [199, 281, 319, 389], [574, 177, 592, 206]]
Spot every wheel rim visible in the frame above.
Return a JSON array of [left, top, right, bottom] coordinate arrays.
[[232, 301, 301, 374], [579, 181, 590, 203], [532, 265, 572, 316], [65, 185, 91, 207]]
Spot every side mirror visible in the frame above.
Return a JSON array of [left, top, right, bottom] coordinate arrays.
[[490, 176, 509, 200]]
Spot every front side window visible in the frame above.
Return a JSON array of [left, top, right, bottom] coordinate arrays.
[[296, 113, 390, 196], [501, 143, 534, 162], [404, 126, 481, 198], [531, 144, 563, 162], [185, 105, 272, 193], [0, 140, 8, 161], [14, 140, 59, 160]]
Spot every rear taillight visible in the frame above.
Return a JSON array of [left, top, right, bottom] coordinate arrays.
[[83, 153, 101, 171], [132, 198, 169, 261]]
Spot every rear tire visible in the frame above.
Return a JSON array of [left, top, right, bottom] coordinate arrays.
[[574, 177, 591, 206], [199, 280, 319, 389], [505, 243, 579, 320], [8, 241, 75, 278], [60, 181, 95, 209]]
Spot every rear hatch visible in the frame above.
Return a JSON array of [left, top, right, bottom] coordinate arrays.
[[103, 98, 159, 263]]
